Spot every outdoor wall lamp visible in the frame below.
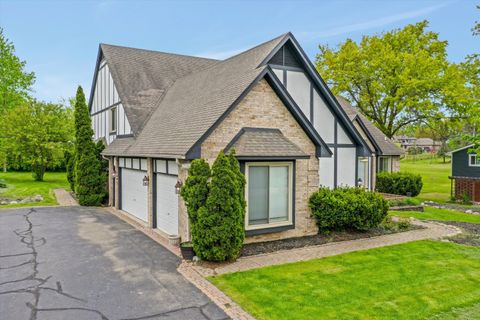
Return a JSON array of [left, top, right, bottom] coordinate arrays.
[[357, 178, 363, 187], [175, 180, 183, 194], [143, 175, 149, 186], [112, 171, 117, 178]]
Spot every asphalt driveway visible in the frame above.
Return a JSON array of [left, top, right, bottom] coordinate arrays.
[[0, 206, 227, 320]]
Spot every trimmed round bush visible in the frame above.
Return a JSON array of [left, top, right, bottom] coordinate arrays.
[[376, 172, 423, 197], [309, 187, 389, 231]]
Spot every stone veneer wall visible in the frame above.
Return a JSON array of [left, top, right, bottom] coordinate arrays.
[[391, 156, 401, 172], [197, 78, 319, 243]]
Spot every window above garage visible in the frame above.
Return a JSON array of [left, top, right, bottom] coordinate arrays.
[[118, 157, 147, 170], [154, 159, 178, 175]]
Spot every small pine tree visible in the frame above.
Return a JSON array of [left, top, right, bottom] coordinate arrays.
[[73, 86, 106, 206], [195, 151, 245, 261], [65, 150, 75, 191]]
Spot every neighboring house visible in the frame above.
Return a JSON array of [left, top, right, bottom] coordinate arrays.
[[415, 138, 441, 153], [336, 97, 404, 189], [394, 136, 441, 154], [448, 145, 480, 202], [89, 32, 374, 244], [395, 135, 417, 150]]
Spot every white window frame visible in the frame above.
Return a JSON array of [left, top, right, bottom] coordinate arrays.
[[109, 107, 117, 133], [469, 154, 480, 167], [244, 162, 293, 231], [357, 157, 370, 189]]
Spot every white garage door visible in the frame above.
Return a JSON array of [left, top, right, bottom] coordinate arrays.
[[156, 173, 179, 236], [121, 168, 148, 222]]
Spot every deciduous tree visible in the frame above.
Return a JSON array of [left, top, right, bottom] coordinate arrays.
[[316, 21, 464, 138], [0, 28, 35, 171], [4, 101, 72, 181]]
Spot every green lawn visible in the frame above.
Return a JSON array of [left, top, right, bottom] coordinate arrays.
[[211, 241, 480, 320], [0, 171, 69, 208], [390, 206, 480, 224], [400, 157, 451, 202]]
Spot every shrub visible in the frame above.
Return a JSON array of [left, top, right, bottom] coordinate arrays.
[[309, 187, 389, 231], [376, 172, 423, 197], [180, 158, 211, 251], [397, 219, 411, 230], [0, 179, 6, 188], [461, 192, 471, 205], [182, 151, 245, 262], [387, 197, 422, 207], [407, 146, 424, 155]]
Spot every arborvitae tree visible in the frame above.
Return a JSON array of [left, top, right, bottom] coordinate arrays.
[[95, 140, 109, 203], [180, 159, 211, 253], [228, 150, 246, 214], [195, 151, 245, 261], [73, 86, 106, 205], [65, 150, 75, 191], [180, 159, 211, 224]]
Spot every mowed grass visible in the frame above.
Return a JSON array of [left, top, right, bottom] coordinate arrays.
[[391, 206, 480, 224], [211, 241, 480, 320], [400, 157, 451, 202], [0, 171, 69, 208]]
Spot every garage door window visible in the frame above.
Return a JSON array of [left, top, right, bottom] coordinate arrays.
[[245, 162, 293, 230]]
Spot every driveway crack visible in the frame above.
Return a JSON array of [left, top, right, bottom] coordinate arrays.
[[0, 208, 110, 320]]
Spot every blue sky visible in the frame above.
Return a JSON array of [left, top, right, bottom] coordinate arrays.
[[0, 0, 478, 103]]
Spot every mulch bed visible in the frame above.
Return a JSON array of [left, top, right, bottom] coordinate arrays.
[[241, 225, 421, 257], [440, 221, 480, 247]]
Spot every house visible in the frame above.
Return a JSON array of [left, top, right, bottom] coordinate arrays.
[[89, 32, 377, 244], [415, 138, 442, 153], [336, 97, 403, 189], [448, 145, 480, 202], [394, 136, 441, 154], [395, 135, 417, 150]]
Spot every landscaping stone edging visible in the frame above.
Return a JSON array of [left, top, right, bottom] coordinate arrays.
[[423, 201, 480, 215], [389, 205, 424, 212], [0, 195, 44, 205]]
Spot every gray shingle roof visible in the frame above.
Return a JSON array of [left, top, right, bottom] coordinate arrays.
[[225, 128, 308, 158], [336, 96, 403, 156], [104, 34, 288, 158], [102, 137, 135, 156], [100, 44, 218, 134]]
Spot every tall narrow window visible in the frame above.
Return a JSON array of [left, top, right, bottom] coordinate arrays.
[[246, 162, 293, 230], [110, 107, 117, 133], [357, 157, 369, 188]]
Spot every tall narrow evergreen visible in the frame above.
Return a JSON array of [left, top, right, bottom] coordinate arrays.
[[194, 151, 245, 261], [73, 86, 106, 205]]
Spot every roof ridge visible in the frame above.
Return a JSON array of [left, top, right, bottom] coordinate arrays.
[[220, 33, 289, 62], [100, 43, 219, 62], [150, 33, 287, 88]]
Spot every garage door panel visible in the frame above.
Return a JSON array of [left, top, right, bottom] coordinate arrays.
[[121, 169, 148, 222], [156, 174, 179, 236]]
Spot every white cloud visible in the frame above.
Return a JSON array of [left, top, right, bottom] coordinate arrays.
[[298, 1, 452, 41]]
